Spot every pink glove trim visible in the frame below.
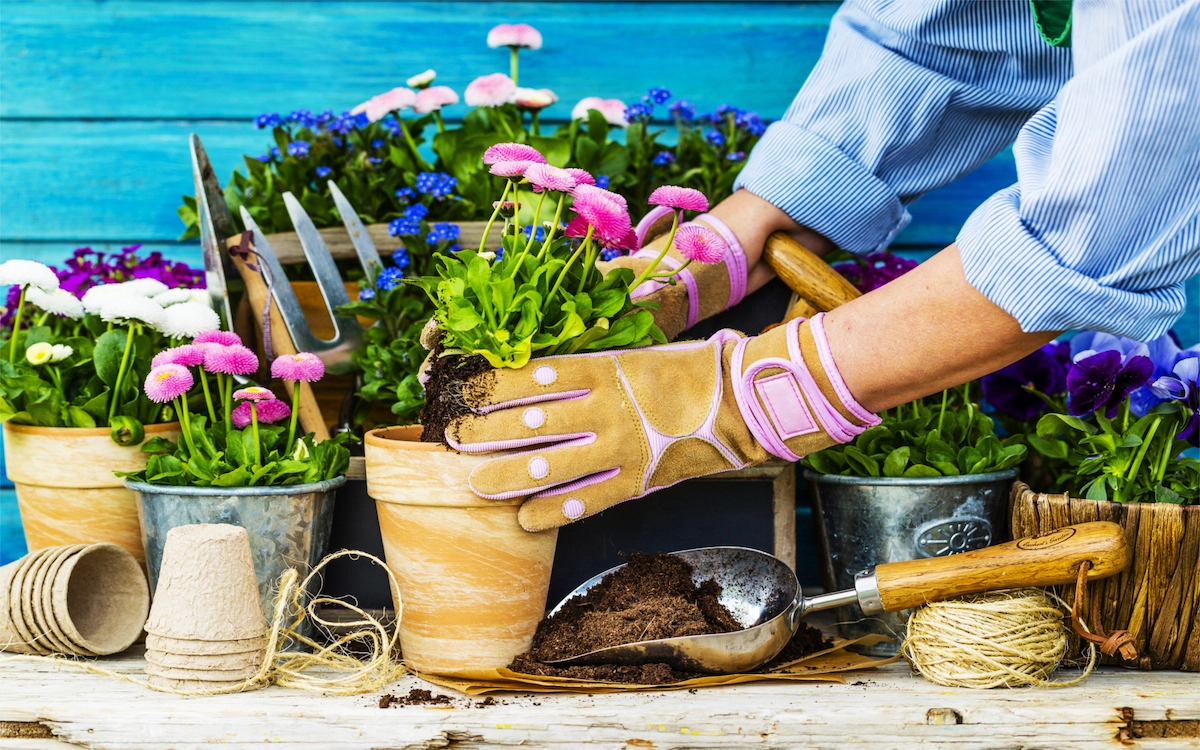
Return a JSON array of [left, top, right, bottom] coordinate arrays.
[[807, 313, 880, 427], [696, 213, 747, 309], [475, 389, 590, 415], [447, 430, 596, 454], [634, 205, 675, 247], [529, 467, 621, 499], [630, 254, 699, 330]]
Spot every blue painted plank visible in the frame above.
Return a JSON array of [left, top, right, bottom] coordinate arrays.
[[1, 1, 837, 119], [0, 241, 202, 269]]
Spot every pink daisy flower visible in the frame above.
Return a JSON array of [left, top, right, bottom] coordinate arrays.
[[649, 185, 709, 213], [490, 160, 536, 179], [514, 87, 556, 110], [563, 215, 591, 239], [352, 87, 417, 123], [524, 163, 576, 193], [574, 183, 628, 209], [203, 344, 259, 375], [565, 168, 595, 187], [412, 85, 460, 114], [570, 97, 628, 128], [464, 73, 517, 108], [570, 186, 632, 248], [152, 344, 206, 369], [674, 225, 726, 265], [144, 364, 194, 404], [194, 330, 242, 347], [270, 352, 326, 383], [483, 142, 545, 166], [486, 23, 543, 50], [233, 386, 275, 402], [232, 398, 292, 428]]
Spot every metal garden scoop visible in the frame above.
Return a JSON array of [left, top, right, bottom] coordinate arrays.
[[544, 521, 1130, 674]]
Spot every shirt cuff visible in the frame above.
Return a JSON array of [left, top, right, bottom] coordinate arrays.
[[958, 187, 1187, 341], [734, 120, 911, 255]]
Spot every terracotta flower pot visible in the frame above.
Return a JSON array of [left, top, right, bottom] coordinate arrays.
[[3, 423, 181, 566], [364, 425, 558, 676], [1010, 481, 1200, 670]]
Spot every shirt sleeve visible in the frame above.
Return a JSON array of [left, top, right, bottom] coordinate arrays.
[[734, 0, 1070, 254], [957, 0, 1200, 341]]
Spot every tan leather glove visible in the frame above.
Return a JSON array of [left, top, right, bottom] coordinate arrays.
[[446, 312, 879, 531], [603, 209, 748, 340]]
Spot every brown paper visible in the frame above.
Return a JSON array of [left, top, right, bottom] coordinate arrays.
[[39, 546, 93, 657], [417, 635, 899, 695], [144, 661, 260, 682], [144, 525, 267, 641], [51, 543, 149, 655], [144, 633, 268, 656], [146, 647, 266, 671]]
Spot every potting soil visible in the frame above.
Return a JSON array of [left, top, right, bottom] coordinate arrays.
[[509, 553, 831, 684], [419, 338, 494, 445]]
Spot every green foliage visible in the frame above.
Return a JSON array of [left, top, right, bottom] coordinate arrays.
[[803, 385, 1027, 479], [116, 415, 355, 488], [1027, 401, 1199, 504]]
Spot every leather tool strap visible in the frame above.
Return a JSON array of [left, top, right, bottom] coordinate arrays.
[[1070, 561, 1137, 661]]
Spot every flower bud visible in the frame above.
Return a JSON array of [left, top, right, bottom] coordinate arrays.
[[25, 342, 54, 365]]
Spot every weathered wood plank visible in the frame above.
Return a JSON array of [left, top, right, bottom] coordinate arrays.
[[0, 2, 836, 119], [1, 648, 1198, 749]]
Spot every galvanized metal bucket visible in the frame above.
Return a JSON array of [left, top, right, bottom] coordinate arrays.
[[805, 468, 1019, 655], [128, 478, 344, 630]]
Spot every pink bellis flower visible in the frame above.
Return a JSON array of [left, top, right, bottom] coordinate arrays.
[[194, 330, 242, 347], [232, 398, 291, 429], [674, 225, 726, 264], [483, 142, 546, 166], [144, 364, 194, 404], [649, 185, 710, 214], [234, 386, 275, 401], [514, 87, 556, 110], [525, 164, 576, 193], [204, 344, 259, 375], [570, 184, 633, 248], [152, 344, 207, 369], [565, 168, 595, 187], [464, 73, 517, 108], [413, 86, 459, 115], [487, 23, 542, 85], [271, 352, 326, 383], [352, 87, 417, 123], [490, 160, 536, 180], [571, 97, 628, 128]]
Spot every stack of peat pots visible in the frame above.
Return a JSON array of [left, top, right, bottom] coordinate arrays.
[[0, 543, 149, 656], [142, 524, 269, 691]]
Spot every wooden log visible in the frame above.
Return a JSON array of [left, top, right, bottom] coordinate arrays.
[[1010, 482, 1199, 671], [260, 222, 499, 265]]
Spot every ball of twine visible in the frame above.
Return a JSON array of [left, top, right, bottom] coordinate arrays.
[[901, 589, 1096, 689]]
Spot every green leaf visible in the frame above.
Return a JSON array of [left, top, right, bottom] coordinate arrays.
[[67, 406, 97, 428], [903, 464, 942, 478], [94, 329, 129, 387], [883, 447, 910, 478], [1155, 485, 1184, 504], [843, 446, 880, 477]]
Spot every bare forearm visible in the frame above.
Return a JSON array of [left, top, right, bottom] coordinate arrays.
[[824, 244, 1059, 412]]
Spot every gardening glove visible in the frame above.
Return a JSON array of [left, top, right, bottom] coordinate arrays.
[[446, 312, 880, 531], [602, 210, 748, 340]]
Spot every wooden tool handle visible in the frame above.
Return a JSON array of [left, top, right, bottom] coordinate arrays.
[[762, 232, 861, 312], [873, 521, 1131, 612]]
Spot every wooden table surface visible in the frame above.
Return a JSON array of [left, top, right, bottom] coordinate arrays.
[[2, 646, 1198, 749]]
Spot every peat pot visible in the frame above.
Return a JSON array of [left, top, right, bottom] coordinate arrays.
[[364, 425, 559, 676], [807, 468, 1018, 655], [4, 422, 181, 566], [1011, 481, 1200, 670], [127, 477, 343, 626]]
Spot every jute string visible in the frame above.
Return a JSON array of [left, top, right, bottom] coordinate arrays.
[[1, 549, 407, 696], [901, 588, 1096, 689]]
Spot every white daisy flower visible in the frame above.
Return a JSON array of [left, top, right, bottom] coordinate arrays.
[[153, 288, 194, 307], [407, 69, 437, 88], [81, 283, 125, 315], [100, 296, 167, 329], [188, 288, 212, 308], [26, 287, 84, 319], [116, 278, 169, 298], [25, 342, 54, 365], [0, 260, 59, 292], [50, 344, 74, 362], [160, 301, 220, 338]]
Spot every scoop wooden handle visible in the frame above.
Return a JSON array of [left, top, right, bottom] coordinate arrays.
[[873, 521, 1131, 612], [762, 232, 861, 312]]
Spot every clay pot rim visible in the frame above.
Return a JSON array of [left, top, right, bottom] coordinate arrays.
[[125, 476, 346, 496], [365, 425, 448, 452], [4, 422, 181, 438], [803, 467, 1019, 487]]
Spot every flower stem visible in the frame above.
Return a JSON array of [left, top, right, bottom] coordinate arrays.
[[394, 113, 433, 172], [531, 110, 540, 136], [937, 389, 948, 434], [433, 111, 445, 134], [513, 182, 522, 242], [538, 195, 567, 260], [510, 47, 519, 86], [224, 375, 234, 426], [1122, 416, 1161, 502], [285, 380, 301, 457], [250, 403, 261, 467], [629, 213, 680, 291], [549, 227, 592, 303], [107, 323, 137, 424], [176, 394, 198, 457], [198, 370, 216, 424], [7, 286, 27, 363], [479, 181, 511, 252]]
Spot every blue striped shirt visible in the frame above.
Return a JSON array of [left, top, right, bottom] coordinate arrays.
[[735, 0, 1200, 341]]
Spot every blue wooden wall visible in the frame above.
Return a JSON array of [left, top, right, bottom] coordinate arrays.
[[1, 1, 1198, 563]]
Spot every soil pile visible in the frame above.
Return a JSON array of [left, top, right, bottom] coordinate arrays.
[[378, 688, 453, 708], [419, 339, 493, 444], [508, 552, 831, 684]]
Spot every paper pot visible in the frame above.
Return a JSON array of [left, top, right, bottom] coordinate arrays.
[[4, 422, 182, 565], [145, 632, 267, 656], [50, 543, 150, 655], [129, 477, 343, 628], [146, 648, 266, 670], [38, 545, 93, 656], [0, 558, 36, 654], [6, 550, 48, 654], [365, 426, 559, 676], [22, 547, 68, 654], [144, 524, 268, 641], [145, 661, 259, 681], [148, 675, 256, 692]]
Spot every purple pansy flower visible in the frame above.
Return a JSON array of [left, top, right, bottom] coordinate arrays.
[[1148, 356, 1199, 445], [981, 343, 1069, 421], [1066, 350, 1154, 418]]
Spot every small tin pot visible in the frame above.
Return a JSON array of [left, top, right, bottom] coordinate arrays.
[[806, 468, 1018, 655], [128, 478, 344, 628]]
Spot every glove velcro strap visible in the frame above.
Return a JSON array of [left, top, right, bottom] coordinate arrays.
[[731, 317, 873, 461]]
